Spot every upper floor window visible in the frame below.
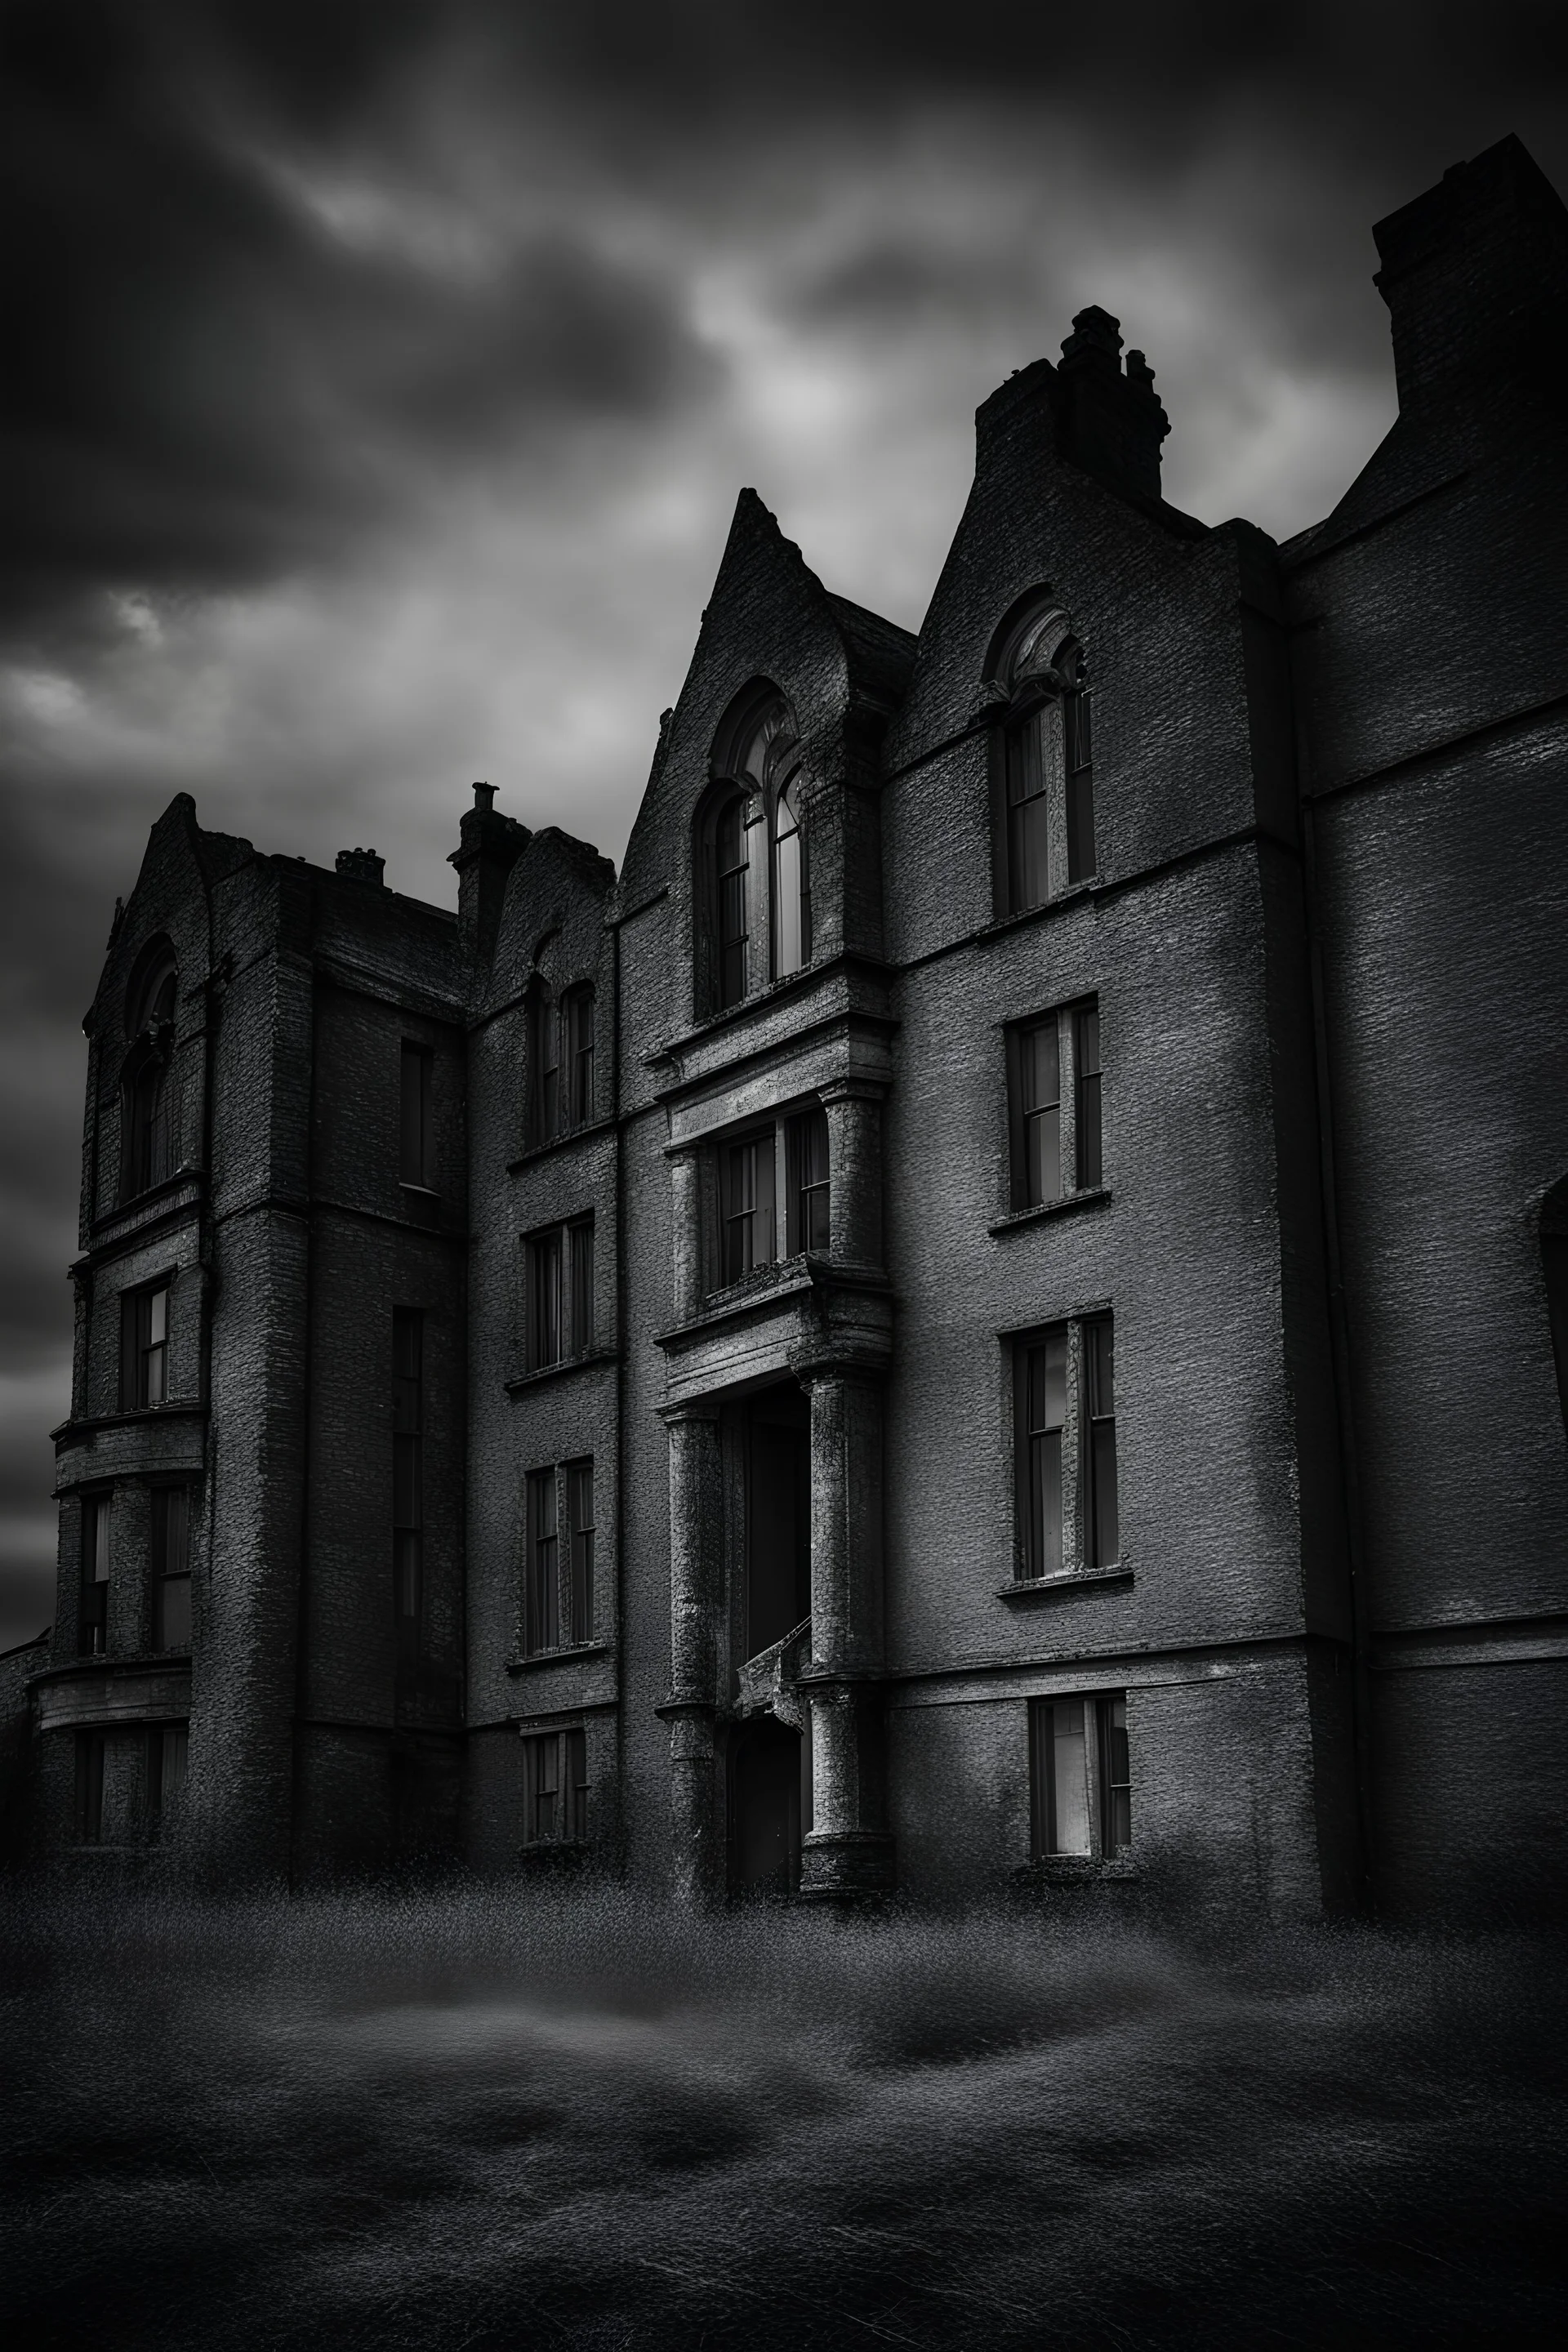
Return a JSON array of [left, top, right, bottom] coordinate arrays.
[[700, 688, 804, 1013], [525, 1217, 595, 1370], [120, 951, 178, 1202], [120, 1281, 170, 1410], [1006, 997, 1104, 1213], [1013, 1312, 1120, 1583], [986, 602, 1095, 916], [528, 978, 596, 1144], [79, 1491, 111, 1656], [713, 1105, 831, 1290], [523, 1454, 596, 1657], [152, 1486, 192, 1650], [399, 1042, 434, 1189]]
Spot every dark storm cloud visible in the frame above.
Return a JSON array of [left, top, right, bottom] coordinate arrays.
[[0, 0, 715, 652], [1, 0, 1564, 1645]]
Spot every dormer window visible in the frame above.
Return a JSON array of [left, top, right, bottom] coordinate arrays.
[[700, 687, 804, 1013], [985, 602, 1095, 916]]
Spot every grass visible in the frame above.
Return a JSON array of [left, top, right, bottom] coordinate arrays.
[[2, 1881, 1566, 2349]]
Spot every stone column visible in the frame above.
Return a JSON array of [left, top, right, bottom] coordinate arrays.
[[800, 1365, 895, 1897], [821, 1080, 884, 1272], [659, 1399, 724, 1904], [668, 1144, 704, 1325]]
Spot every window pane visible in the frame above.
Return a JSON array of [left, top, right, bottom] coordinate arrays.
[[1027, 1332, 1068, 1433], [569, 989, 595, 1126], [1085, 1318, 1119, 1569], [1005, 710, 1043, 807], [531, 1232, 561, 1365], [1020, 1020, 1060, 1116], [399, 1044, 431, 1185], [717, 795, 750, 1007], [568, 1461, 594, 1646], [90, 1497, 111, 1582], [154, 1486, 190, 1577], [1101, 1695, 1131, 1855], [528, 1472, 559, 1654], [773, 787, 804, 978], [1076, 1006, 1102, 1189], [156, 1574, 192, 1650], [1067, 770, 1096, 883], [1009, 794, 1049, 914], [565, 1727, 588, 1842], [149, 1287, 167, 1347], [1028, 1429, 1063, 1579], [570, 1223, 595, 1356], [1049, 1699, 1092, 1855], [161, 1725, 189, 1809], [526, 1735, 560, 1843]]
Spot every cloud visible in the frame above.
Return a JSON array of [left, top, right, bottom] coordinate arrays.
[[0, 0, 1564, 1645]]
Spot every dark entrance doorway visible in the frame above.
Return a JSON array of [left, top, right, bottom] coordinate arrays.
[[730, 1383, 810, 1895]]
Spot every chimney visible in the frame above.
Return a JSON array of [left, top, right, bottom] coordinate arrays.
[[448, 782, 529, 973], [1053, 306, 1170, 503], [335, 847, 385, 887], [1372, 135, 1568, 420]]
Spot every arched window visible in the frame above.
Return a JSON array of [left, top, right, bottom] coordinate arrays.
[[986, 601, 1094, 916], [701, 687, 803, 1013], [120, 950, 178, 1202], [773, 777, 808, 979]]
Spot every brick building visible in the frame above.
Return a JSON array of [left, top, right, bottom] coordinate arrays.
[[8, 136, 1566, 1915]]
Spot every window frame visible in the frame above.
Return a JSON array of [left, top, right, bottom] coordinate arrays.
[[709, 1103, 832, 1294], [987, 616, 1094, 918], [1010, 1310, 1123, 1585], [523, 1215, 595, 1371], [151, 1484, 193, 1652], [521, 1454, 598, 1658], [119, 1280, 172, 1411], [399, 1040, 436, 1191], [1004, 995, 1104, 1216], [521, 1725, 590, 1848], [1028, 1691, 1132, 1864]]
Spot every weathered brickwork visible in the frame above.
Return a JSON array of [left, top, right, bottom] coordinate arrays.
[[2, 136, 1562, 1920]]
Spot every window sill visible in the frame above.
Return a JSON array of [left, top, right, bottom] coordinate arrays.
[[508, 1116, 616, 1174], [987, 877, 1101, 938], [398, 1183, 443, 1227], [506, 1642, 612, 1675], [997, 1562, 1131, 1599], [51, 1401, 206, 1442], [505, 1348, 618, 1396], [989, 1187, 1111, 1236], [1013, 1856, 1139, 1886]]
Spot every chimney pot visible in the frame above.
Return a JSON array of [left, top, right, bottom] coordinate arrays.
[[335, 847, 385, 887]]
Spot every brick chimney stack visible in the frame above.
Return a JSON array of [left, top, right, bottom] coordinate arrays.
[[1053, 305, 1171, 503], [449, 782, 529, 973], [334, 847, 385, 886]]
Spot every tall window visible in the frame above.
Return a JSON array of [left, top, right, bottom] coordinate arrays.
[[525, 1468, 559, 1654], [120, 1282, 170, 1410], [532, 987, 559, 1140], [77, 1731, 105, 1844], [715, 795, 751, 1009], [1004, 702, 1055, 914], [121, 957, 177, 1201], [1018, 1330, 1067, 1580], [525, 1218, 594, 1369], [1084, 1316, 1119, 1570], [722, 1133, 776, 1283], [568, 1459, 595, 1646], [1065, 683, 1096, 883], [566, 987, 595, 1128], [152, 1486, 192, 1650], [393, 1309, 423, 1686], [523, 1727, 588, 1846], [79, 1493, 111, 1656], [787, 1107, 831, 1254], [1029, 1694, 1130, 1860], [399, 1043, 434, 1188], [773, 779, 808, 978], [1007, 999, 1103, 1213], [148, 1724, 189, 1836], [1075, 1005, 1102, 1189], [1014, 1314, 1121, 1582]]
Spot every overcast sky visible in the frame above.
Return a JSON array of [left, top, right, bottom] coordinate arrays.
[[2, 0, 1565, 1646]]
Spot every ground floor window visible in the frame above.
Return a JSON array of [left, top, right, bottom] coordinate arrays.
[[148, 1723, 189, 1835], [1029, 1692, 1131, 1861], [522, 1726, 588, 1846]]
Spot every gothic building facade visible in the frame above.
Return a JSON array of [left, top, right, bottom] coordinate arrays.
[[7, 136, 1567, 1915]]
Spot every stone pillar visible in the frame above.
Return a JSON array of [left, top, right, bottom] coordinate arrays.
[[800, 1365, 894, 1897], [821, 1081, 884, 1272], [669, 1145, 704, 1326], [659, 1400, 724, 1904]]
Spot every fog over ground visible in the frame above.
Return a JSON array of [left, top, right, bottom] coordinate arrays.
[[2, 2, 1566, 1644]]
